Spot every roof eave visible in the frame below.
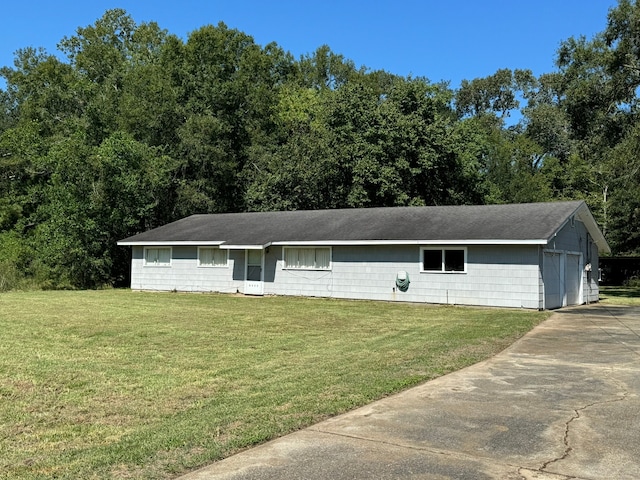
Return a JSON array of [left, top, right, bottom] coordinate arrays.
[[116, 240, 225, 246], [220, 243, 271, 250], [118, 239, 549, 247], [268, 239, 549, 246]]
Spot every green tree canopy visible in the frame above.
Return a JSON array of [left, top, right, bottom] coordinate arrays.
[[1, 3, 639, 289]]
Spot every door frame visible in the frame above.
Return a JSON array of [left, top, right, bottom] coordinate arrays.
[[244, 248, 264, 295]]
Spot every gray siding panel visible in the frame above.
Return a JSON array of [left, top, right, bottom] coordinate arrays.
[[584, 232, 600, 303], [130, 246, 242, 293], [268, 245, 541, 308], [544, 219, 600, 305], [549, 219, 582, 251], [128, 242, 583, 309]]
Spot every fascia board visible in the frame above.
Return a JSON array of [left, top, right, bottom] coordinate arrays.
[[219, 244, 270, 250], [117, 240, 225, 246], [270, 239, 547, 246], [120, 239, 551, 248]]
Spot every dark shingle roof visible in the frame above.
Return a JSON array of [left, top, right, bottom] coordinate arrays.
[[118, 201, 609, 251]]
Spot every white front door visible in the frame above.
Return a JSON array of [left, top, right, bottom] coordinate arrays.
[[245, 249, 264, 295]]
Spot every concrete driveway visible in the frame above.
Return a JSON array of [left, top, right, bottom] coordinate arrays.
[[180, 304, 640, 480]]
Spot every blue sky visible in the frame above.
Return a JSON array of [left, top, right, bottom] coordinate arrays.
[[2, 1, 616, 89]]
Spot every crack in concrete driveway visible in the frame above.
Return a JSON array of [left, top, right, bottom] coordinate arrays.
[[540, 389, 629, 474]]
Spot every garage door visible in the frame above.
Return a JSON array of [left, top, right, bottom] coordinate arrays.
[[544, 252, 562, 309], [566, 254, 581, 305]]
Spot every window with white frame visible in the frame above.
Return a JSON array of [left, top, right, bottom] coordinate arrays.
[[283, 247, 331, 270], [144, 247, 171, 266], [198, 247, 228, 267], [421, 247, 466, 272]]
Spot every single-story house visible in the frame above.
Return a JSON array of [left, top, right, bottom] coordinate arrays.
[[117, 200, 610, 309]]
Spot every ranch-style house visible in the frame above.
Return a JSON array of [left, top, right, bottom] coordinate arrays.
[[118, 200, 610, 309]]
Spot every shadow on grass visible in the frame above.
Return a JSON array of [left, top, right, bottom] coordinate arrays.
[[601, 286, 640, 298]]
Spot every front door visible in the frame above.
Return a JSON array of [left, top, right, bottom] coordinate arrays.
[[245, 249, 264, 295]]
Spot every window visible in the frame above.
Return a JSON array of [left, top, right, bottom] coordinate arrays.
[[421, 247, 466, 273], [144, 247, 171, 266], [198, 247, 228, 267], [284, 247, 331, 270], [423, 249, 442, 271]]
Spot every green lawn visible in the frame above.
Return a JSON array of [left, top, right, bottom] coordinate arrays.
[[0, 290, 548, 479], [599, 285, 640, 305]]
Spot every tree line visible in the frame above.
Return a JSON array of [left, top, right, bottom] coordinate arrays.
[[1, 3, 639, 290]]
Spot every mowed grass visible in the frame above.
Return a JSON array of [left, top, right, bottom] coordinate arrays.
[[0, 290, 549, 479]]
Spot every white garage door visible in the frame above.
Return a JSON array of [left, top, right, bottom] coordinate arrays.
[[544, 252, 562, 309], [566, 254, 581, 306]]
